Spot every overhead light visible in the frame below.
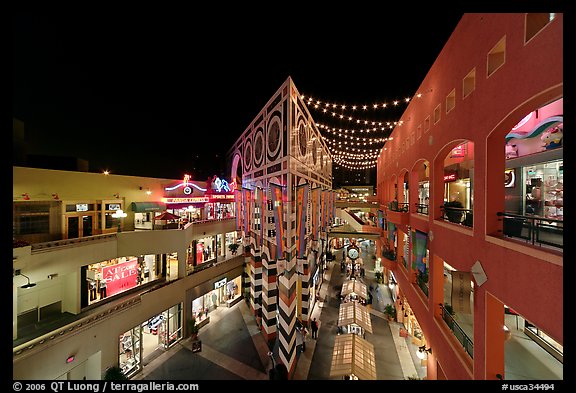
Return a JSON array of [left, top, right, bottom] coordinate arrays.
[[15, 272, 37, 289]]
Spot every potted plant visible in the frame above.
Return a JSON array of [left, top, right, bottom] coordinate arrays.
[[188, 317, 200, 340], [384, 303, 397, 321], [443, 200, 464, 223], [228, 243, 240, 255], [374, 271, 384, 284], [103, 366, 128, 380]]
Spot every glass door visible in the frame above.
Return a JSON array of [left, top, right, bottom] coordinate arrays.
[[67, 216, 79, 239]]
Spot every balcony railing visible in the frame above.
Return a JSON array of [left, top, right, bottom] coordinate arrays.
[[497, 212, 563, 250], [388, 201, 409, 212], [415, 272, 429, 297], [415, 203, 429, 215], [440, 303, 474, 358], [440, 206, 473, 228], [382, 248, 396, 261]]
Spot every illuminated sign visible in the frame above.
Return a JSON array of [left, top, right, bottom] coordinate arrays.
[[214, 277, 227, 289], [162, 197, 209, 204], [76, 204, 88, 212], [504, 169, 516, 188], [108, 203, 121, 211], [210, 176, 237, 193], [208, 194, 235, 200], [164, 174, 207, 194], [450, 143, 466, 158], [444, 173, 458, 182]]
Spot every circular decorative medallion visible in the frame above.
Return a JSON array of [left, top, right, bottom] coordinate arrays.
[[298, 123, 307, 157], [268, 120, 281, 155], [254, 130, 263, 163], [244, 141, 252, 170]]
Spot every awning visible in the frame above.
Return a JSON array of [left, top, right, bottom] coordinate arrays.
[[341, 279, 368, 300], [130, 202, 167, 213], [338, 302, 373, 333], [330, 333, 377, 380]]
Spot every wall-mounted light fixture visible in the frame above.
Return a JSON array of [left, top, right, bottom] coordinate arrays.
[[14, 270, 37, 289], [416, 345, 432, 360]]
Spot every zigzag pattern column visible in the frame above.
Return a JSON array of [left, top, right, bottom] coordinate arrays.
[[249, 248, 263, 317], [261, 253, 277, 341], [298, 257, 310, 326], [278, 257, 298, 376]]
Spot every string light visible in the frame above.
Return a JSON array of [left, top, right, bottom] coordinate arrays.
[[312, 109, 405, 128], [302, 94, 417, 112], [316, 121, 400, 133], [303, 89, 433, 172]]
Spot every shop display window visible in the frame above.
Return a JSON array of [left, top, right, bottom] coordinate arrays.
[[524, 160, 563, 221], [119, 326, 141, 377], [86, 255, 159, 306]]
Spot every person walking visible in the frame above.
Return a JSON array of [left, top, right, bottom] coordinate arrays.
[[311, 318, 319, 339]]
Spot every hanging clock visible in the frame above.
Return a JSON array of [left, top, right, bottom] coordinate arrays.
[[347, 245, 360, 260]]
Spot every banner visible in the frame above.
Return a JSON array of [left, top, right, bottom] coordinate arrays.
[[254, 187, 262, 248], [451, 271, 472, 314], [270, 183, 284, 260], [311, 187, 320, 240], [102, 258, 138, 297], [243, 188, 251, 239], [321, 189, 328, 231], [234, 189, 242, 232], [388, 222, 396, 243], [259, 187, 265, 248], [411, 230, 428, 272], [296, 184, 309, 258]]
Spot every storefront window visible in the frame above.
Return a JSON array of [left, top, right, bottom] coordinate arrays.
[[197, 236, 216, 263], [85, 255, 159, 306], [119, 326, 141, 377], [524, 160, 563, 220], [163, 304, 183, 348]]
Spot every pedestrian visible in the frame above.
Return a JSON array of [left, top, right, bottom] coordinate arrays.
[[311, 318, 319, 339]]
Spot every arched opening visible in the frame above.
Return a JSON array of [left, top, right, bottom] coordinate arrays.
[[500, 98, 563, 249], [441, 141, 474, 227], [413, 160, 430, 215]]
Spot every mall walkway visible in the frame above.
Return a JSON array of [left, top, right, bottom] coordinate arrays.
[[134, 242, 426, 381], [133, 241, 562, 381]]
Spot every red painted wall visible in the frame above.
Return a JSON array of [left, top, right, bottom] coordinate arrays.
[[377, 13, 563, 379]]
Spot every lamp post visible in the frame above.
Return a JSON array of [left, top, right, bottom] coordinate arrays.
[[112, 209, 127, 232]]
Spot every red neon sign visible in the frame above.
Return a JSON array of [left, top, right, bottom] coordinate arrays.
[[444, 173, 458, 182]]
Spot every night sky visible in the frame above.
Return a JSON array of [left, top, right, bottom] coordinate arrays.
[[13, 10, 464, 180]]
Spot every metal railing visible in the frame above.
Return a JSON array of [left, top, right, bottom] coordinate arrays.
[[497, 212, 563, 250], [440, 206, 473, 228], [415, 273, 429, 297], [381, 248, 396, 261], [388, 201, 409, 212], [415, 203, 429, 215], [440, 304, 474, 358]]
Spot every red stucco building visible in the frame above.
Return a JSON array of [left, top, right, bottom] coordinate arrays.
[[376, 13, 563, 380]]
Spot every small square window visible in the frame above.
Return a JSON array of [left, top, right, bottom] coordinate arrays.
[[446, 89, 456, 113], [487, 36, 506, 77], [525, 13, 555, 43], [463, 68, 476, 98], [434, 104, 441, 124]]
